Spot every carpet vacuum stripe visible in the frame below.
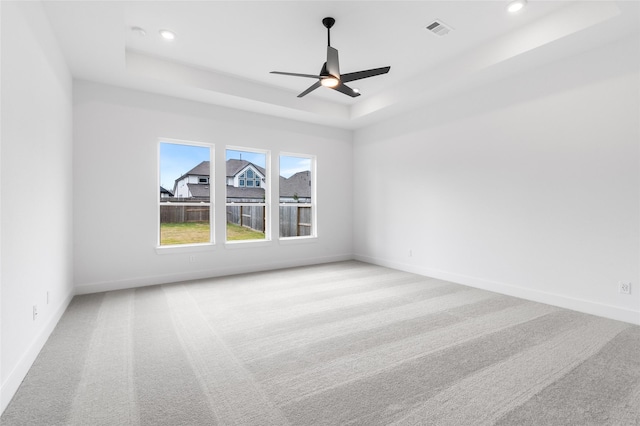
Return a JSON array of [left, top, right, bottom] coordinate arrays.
[[68, 290, 138, 425], [132, 286, 219, 425], [2, 261, 639, 426], [238, 288, 498, 362], [0, 294, 105, 425], [267, 301, 558, 405], [245, 296, 527, 383], [188, 265, 409, 307], [210, 277, 448, 334], [493, 326, 640, 425], [391, 318, 629, 425], [163, 283, 288, 425]]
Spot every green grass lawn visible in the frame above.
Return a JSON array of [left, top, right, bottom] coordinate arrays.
[[160, 222, 264, 245], [225, 222, 265, 241], [160, 222, 210, 245]]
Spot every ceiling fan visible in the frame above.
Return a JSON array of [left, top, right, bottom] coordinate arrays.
[[271, 17, 391, 98]]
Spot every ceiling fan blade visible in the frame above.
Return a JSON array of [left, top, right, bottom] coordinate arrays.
[[332, 82, 361, 98], [326, 46, 340, 77], [297, 81, 322, 98], [271, 71, 322, 79], [340, 66, 391, 83]]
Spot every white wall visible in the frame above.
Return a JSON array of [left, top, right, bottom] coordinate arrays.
[[73, 81, 353, 293], [1, 1, 74, 412], [353, 36, 640, 325]]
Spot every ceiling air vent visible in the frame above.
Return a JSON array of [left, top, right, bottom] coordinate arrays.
[[426, 20, 453, 37]]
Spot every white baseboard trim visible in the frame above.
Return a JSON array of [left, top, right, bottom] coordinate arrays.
[[0, 289, 74, 414], [75, 253, 354, 295], [354, 254, 640, 326]]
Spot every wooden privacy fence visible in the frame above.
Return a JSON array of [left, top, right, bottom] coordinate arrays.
[[160, 203, 311, 237], [160, 205, 210, 223], [226, 205, 265, 232], [280, 205, 312, 237]]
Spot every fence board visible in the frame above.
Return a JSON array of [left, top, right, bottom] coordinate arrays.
[[161, 203, 310, 237], [279, 205, 312, 237]]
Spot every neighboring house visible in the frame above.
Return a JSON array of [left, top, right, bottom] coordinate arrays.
[[172, 161, 211, 199], [226, 159, 265, 188], [160, 186, 174, 198], [279, 170, 311, 203], [172, 159, 310, 202]]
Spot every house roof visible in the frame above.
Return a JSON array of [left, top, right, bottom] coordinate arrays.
[[280, 171, 311, 198], [226, 159, 266, 178], [175, 160, 267, 184], [160, 186, 173, 196], [173, 161, 210, 187], [186, 161, 210, 176], [226, 185, 264, 199], [174, 161, 309, 198], [186, 183, 211, 198]]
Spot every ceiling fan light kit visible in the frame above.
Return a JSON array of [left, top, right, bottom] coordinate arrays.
[[507, 0, 527, 13], [271, 17, 391, 98]]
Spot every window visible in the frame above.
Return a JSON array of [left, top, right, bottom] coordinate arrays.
[[226, 148, 268, 242], [279, 154, 315, 238], [159, 141, 213, 246], [238, 168, 261, 187]]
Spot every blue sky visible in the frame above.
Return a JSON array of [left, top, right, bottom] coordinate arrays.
[[279, 155, 311, 179], [160, 143, 210, 191], [160, 143, 311, 190]]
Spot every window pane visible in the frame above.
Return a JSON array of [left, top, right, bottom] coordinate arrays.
[[279, 205, 312, 237], [160, 205, 210, 244], [159, 142, 211, 246], [279, 155, 313, 238], [226, 149, 267, 241]]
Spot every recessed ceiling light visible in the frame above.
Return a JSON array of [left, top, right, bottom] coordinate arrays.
[[131, 26, 146, 37], [159, 29, 176, 41], [507, 0, 527, 13]]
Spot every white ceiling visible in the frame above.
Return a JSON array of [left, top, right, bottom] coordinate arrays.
[[42, 1, 639, 129]]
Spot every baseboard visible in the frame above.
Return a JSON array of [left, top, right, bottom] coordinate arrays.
[[354, 254, 640, 326], [0, 289, 74, 414], [75, 253, 353, 295]]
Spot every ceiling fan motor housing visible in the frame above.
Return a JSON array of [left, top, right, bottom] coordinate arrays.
[[322, 17, 335, 29]]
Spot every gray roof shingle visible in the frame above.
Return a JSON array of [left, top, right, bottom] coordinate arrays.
[[280, 171, 311, 198], [186, 161, 210, 176], [226, 186, 265, 199], [174, 161, 309, 199], [226, 159, 266, 178], [187, 183, 211, 198]]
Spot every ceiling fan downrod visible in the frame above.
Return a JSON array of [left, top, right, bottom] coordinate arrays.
[[322, 17, 335, 46]]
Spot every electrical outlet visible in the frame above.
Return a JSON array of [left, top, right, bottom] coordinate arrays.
[[618, 281, 631, 295], [33, 305, 38, 321]]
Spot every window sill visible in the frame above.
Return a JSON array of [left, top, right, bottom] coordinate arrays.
[[155, 243, 216, 255], [224, 239, 273, 249], [278, 236, 318, 245]]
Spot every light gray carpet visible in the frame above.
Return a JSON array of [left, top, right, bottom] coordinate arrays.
[[2, 261, 639, 425]]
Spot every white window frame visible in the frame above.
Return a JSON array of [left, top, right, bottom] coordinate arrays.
[[225, 146, 271, 244], [157, 138, 215, 250], [278, 152, 317, 241]]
